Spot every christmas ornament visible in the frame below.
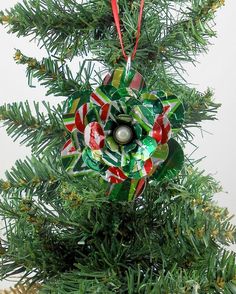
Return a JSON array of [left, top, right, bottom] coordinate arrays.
[[61, 67, 185, 201], [61, 0, 185, 201]]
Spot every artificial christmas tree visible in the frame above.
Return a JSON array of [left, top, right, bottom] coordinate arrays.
[[0, 0, 235, 293]]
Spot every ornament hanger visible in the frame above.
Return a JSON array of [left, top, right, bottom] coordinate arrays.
[[125, 55, 131, 79], [111, 0, 145, 61]]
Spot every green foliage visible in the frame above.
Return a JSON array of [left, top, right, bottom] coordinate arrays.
[[0, 101, 65, 155], [0, 0, 222, 70], [175, 87, 221, 125], [0, 156, 61, 199], [1, 0, 235, 293], [1, 166, 235, 292], [14, 50, 94, 97], [40, 253, 236, 293]]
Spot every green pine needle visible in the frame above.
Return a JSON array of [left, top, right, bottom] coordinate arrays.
[[0, 0, 234, 293]]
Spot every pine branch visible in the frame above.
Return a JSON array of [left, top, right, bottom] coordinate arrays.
[[180, 87, 221, 140], [0, 183, 106, 283], [177, 88, 220, 142], [0, 0, 113, 59], [0, 101, 65, 155], [183, 88, 221, 125], [0, 156, 61, 198], [1, 214, 81, 282], [81, 0, 224, 70], [158, 0, 220, 54], [0, 0, 224, 68], [14, 50, 93, 97], [0, 164, 235, 291], [41, 251, 236, 293]]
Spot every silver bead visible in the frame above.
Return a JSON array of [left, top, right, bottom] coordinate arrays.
[[113, 125, 133, 145]]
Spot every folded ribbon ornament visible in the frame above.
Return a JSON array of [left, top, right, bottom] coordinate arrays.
[[61, 67, 185, 201]]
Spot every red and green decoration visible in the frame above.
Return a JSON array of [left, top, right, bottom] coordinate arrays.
[[61, 67, 185, 201]]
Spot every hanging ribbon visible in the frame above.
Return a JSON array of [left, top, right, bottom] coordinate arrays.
[[111, 0, 145, 61]]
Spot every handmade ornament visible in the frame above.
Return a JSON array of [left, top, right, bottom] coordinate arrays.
[[61, 67, 185, 201], [61, 0, 185, 201]]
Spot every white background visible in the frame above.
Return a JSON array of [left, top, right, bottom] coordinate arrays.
[[0, 0, 235, 290]]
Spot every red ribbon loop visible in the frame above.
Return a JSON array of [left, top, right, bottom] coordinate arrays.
[[111, 0, 145, 61]]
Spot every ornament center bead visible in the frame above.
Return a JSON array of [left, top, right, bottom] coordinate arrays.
[[113, 125, 133, 145]]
